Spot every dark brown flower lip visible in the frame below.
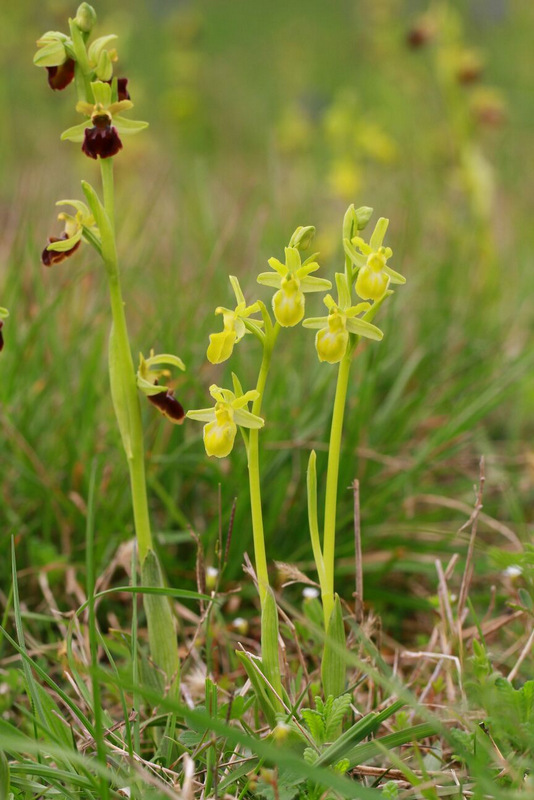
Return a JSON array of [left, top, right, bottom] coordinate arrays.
[[46, 58, 76, 91], [82, 124, 123, 159], [0, 320, 4, 353], [148, 389, 185, 424], [41, 233, 81, 267]]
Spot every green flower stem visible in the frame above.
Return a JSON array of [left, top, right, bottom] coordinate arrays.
[[322, 345, 352, 628], [248, 323, 280, 610], [99, 158, 153, 562]]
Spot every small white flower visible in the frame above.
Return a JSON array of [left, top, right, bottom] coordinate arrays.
[[302, 586, 320, 599]]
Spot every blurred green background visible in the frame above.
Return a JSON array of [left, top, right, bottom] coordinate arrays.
[[2, 0, 533, 635]]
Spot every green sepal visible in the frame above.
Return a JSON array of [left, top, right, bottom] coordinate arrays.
[[91, 79, 112, 106], [113, 116, 149, 135], [321, 595, 346, 699], [233, 407, 264, 429], [0, 308, 9, 319], [45, 229, 83, 252], [343, 238, 366, 269], [345, 317, 383, 341], [61, 122, 88, 143], [33, 40, 68, 67], [140, 549, 180, 699]]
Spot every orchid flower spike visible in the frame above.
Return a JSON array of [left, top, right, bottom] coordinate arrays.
[[137, 351, 186, 424], [187, 384, 264, 458], [343, 217, 405, 301], [207, 276, 263, 364], [303, 273, 383, 363], [257, 246, 331, 327]]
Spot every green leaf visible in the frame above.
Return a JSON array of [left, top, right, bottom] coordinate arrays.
[[325, 694, 352, 740], [321, 595, 346, 699], [261, 589, 284, 705], [235, 651, 277, 727], [0, 749, 10, 800], [140, 549, 180, 698]]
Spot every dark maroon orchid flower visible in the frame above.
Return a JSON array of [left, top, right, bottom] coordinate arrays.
[[81, 113, 123, 159], [148, 388, 186, 424], [46, 58, 76, 90], [0, 320, 4, 353], [41, 233, 81, 267]]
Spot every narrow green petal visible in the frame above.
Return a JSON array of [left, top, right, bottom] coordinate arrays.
[[345, 317, 383, 341], [343, 238, 366, 267], [297, 261, 320, 277], [257, 272, 282, 288], [112, 116, 149, 135], [233, 408, 264, 429], [233, 389, 260, 409], [145, 353, 185, 371], [61, 122, 88, 143], [186, 408, 216, 422], [108, 100, 134, 115], [266, 257, 287, 276], [345, 302, 371, 317], [350, 236, 372, 256]]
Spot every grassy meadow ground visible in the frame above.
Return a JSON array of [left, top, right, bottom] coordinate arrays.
[[1, 0, 534, 797]]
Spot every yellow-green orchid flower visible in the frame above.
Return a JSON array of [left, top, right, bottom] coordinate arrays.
[[207, 276, 263, 364], [343, 217, 405, 301], [187, 385, 264, 458], [303, 273, 383, 363], [257, 246, 331, 327]]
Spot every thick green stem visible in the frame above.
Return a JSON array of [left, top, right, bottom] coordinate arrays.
[[322, 348, 352, 628], [248, 324, 280, 610], [99, 159, 153, 562]]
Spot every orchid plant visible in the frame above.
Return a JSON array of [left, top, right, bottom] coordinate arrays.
[[35, 4, 184, 696], [188, 204, 405, 701]]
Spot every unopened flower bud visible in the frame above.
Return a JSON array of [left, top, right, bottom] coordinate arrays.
[[353, 205, 373, 231], [289, 225, 315, 251], [75, 3, 97, 34], [205, 566, 219, 590]]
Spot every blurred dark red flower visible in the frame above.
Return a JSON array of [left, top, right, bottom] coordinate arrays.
[[0, 320, 4, 352], [46, 58, 75, 90], [41, 233, 81, 266], [148, 389, 185, 424]]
